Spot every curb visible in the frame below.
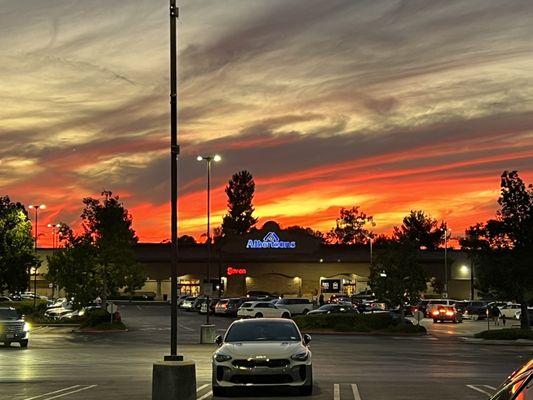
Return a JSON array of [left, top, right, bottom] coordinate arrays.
[[459, 337, 533, 346], [31, 323, 81, 328], [76, 328, 129, 333], [111, 300, 169, 306], [301, 330, 428, 337]]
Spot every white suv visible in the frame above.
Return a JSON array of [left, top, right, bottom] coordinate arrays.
[[275, 298, 312, 315], [237, 301, 291, 319]]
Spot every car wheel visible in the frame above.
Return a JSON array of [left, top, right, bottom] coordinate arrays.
[[3, 341, 11, 347], [433, 319, 438, 323], [255, 313, 263, 318], [212, 386, 226, 397], [19, 340, 28, 348], [282, 312, 290, 319], [302, 309, 309, 315], [299, 381, 313, 396]]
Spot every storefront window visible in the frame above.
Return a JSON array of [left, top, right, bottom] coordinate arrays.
[[178, 279, 200, 296]]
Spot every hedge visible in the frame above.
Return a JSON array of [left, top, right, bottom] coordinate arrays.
[[474, 328, 533, 340]]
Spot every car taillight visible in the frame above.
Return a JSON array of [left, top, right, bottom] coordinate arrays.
[[446, 311, 454, 316], [432, 310, 439, 316]]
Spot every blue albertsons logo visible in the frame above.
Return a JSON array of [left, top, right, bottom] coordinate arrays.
[[246, 232, 296, 249]]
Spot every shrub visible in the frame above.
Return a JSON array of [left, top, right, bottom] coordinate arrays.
[[0, 300, 47, 317], [474, 328, 533, 340], [294, 313, 405, 333], [81, 309, 112, 328]]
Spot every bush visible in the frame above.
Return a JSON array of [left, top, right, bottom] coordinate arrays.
[[0, 300, 47, 316], [81, 309, 112, 328], [474, 328, 533, 340], [294, 313, 423, 334]]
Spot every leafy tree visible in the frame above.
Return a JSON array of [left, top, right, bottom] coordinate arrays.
[[0, 196, 38, 294], [369, 242, 427, 320], [393, 210, 444, 250], [178, 235, 197, 245], [286, 225, 325, 243], [327, 207, 375, 245], [465, 171, 533, 328], [47, 191, 144, 307], [221, 170, 258, 236]]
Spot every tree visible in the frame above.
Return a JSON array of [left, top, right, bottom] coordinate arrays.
[[393, 210, 444, 250], [47, 191, 144, 308], [221, 170, 258, 236], [0, 196, 38, 294], [369, 242, 427, 320], [327, 207, 375, 245], [286, 225, 325, 243], [178, 235, 197, 245], [465, 171, 533, 328]]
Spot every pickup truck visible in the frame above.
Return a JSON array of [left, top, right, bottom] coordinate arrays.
[[0, 307, 30, 348]]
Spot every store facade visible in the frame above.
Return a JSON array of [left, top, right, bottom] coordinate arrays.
[[35, 221, 473, 301]]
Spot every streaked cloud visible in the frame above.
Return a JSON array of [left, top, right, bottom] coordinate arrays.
[[0, 0, 532, 245]]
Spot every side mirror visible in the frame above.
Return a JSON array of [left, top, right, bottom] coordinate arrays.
[[215, 335, 223, 346], [303, 334, 311, 345]]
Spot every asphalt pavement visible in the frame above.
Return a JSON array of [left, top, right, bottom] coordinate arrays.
[[0, 304, 531, 400]]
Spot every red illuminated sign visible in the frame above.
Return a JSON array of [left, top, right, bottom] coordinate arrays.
[[227, 267, 247, 276]]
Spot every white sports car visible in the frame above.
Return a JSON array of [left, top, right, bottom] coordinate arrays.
[[212, 318, 313, 396]]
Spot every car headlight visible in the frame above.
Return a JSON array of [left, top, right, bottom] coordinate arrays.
[[23, 323, 31, 332], [214, 353, 232, 362], [291, 351, 309, 361]]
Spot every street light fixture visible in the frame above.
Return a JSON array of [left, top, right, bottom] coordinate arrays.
[[197, 154, 221, 331], [28, 204, 46, 310], [47, 223, 61, 250]]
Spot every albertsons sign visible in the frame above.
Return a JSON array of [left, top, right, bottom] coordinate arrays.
[[246, 232, 296, 249]]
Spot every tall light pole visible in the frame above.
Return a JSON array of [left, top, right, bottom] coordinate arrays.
[[47, 223, 61, 251], [166, 0, 181, 361], [197, 154, 221, 327], [28, 204, 45, 310], [441, 224, 451, 297]]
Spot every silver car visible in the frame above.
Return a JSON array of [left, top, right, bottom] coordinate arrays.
[[212, 318, 313, 396]]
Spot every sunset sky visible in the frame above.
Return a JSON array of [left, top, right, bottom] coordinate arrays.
[[1, 0, 532, 246]]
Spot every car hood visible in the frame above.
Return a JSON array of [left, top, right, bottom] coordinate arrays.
[[218, 341, 306, 359]]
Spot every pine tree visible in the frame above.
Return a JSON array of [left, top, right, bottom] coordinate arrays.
[[221, 171, 258, 236]]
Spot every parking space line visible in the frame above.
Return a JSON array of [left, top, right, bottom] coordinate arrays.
[[43, 385, 97, 400], [178, 324, 195, 332], [197, 384, 209, 392], [334, 384, 340, 400], [484, 385, 497, 390], [351, 384, 362, 400], [197, 390, 212, 400], [466, 385, 493, 396], [24, 386, 80, 400]]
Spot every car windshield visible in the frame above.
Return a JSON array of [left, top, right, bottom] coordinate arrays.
[[225, 321, 301, 342], [319, 305, 334, 310], [0, 309, 18, 320]]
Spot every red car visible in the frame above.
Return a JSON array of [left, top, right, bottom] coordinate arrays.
[[431, 305, 462, 323]]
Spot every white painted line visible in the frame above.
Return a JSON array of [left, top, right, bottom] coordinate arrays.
[[197, 390, 212, 400], [179, 324, 195, 332], [466, 385, 492, 396], [136, 305, 142, 311], [43, 385, 97, 400], [484, 385, 497, 390], [24, 386, 80, 400], [334, 384, 340, 400], [197, 384, 209, 392], [351, 384, 362, 400]]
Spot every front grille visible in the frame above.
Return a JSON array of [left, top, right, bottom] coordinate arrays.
[[232, 359, 290, 369], [1, 324, 23, 335], [230, 374, 293, 384]]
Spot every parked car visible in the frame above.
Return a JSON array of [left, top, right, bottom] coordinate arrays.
[[0, 296, 13, 303], [177, 294, 190, 307], [212, 318, 313, 396], [489, 358, 533, 400], [44, 306, 74, 319], [430, 305, 462, 323], [274, 298, 312, 315], [0, 307, 30, 348], [453, 300, 469, 314], [499, 303, 522, 319], [237, 301, 291, 319], [514, 307, 533, 324], [328, 295, 351, 304], [307, 304, 357, 315], [215, 298, 247, 317], [46, 298, 69, 310], [246, 291, 275, 300], [463, 300, 490, 320], [20, 292, 48, 301], [200, 298, 220, 314], [413, 300, 430, 317], [180, 296, 197, 310]]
